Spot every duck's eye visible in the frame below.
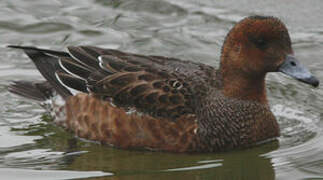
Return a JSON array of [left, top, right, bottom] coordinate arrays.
[[254, 38, 267, 49]]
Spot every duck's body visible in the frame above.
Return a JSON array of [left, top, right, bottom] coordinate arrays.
[[8, 16, 318, 152]]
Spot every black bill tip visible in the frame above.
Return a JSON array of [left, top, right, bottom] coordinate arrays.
[[278, 55, 319, 88], [299, 76, 319, 87]]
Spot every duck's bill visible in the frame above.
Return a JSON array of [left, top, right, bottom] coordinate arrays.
[[278, 55, 319, 87]]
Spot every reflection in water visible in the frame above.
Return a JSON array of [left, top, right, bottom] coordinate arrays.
[[54, 132, 279, 179]]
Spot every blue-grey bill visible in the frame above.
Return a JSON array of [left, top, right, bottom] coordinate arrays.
[[278, 55, 319, 87]]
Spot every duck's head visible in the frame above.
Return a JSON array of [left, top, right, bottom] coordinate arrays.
[[220, 16, 319, 87]]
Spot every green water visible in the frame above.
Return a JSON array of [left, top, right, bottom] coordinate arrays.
[[1, 0, 323, 179]]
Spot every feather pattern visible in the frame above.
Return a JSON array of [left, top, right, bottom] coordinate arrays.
[[63, 46, 216, 120], [8, 45, 218, 121]]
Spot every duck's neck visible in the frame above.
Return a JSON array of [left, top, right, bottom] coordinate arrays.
[[218, 68, 268, 105]]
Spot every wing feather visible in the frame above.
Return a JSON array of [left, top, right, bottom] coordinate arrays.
[[57, 46, 215, 120]]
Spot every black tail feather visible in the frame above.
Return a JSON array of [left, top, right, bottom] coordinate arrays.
[[9, 81, 54, 101]]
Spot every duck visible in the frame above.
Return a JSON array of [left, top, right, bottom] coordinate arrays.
[[8, 16, 319, 152]]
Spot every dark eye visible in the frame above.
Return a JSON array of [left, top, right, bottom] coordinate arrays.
[[254, 38, 267, 49]]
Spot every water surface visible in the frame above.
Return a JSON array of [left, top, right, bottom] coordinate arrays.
[[1, 0, 323, 179]]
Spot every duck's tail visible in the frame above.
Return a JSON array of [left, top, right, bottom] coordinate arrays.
[[7, 45, 75, 101], [9, 81, 54, 101]]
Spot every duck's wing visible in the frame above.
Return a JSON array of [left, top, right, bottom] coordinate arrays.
[[9, 45, 216, 120], [67, 46, 218, 120]]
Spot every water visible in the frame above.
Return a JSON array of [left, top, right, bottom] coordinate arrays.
[[1, 0, 323, 179]]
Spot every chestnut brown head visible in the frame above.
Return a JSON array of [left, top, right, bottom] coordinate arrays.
[[220, 16, 319, 87]]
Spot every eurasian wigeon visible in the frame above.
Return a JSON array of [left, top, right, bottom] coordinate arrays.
[[8, 16, 319, 152]]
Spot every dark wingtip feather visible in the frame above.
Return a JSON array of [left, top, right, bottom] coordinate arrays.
[[9, 46, 73, 99], [8, 45, 29, 49], [8, 45, 70, 57]]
